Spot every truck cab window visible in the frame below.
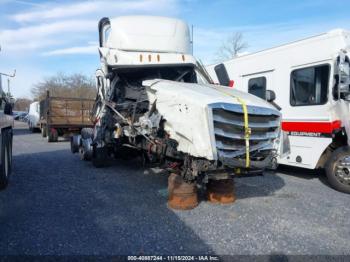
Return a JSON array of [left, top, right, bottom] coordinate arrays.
[[248, 77, 266, 99], [290, 65, 329, 106]]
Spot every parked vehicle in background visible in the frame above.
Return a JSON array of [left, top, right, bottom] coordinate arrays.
[[14, 112, 27, 121], [207, 29, 350, 193], [27, 102, 40, 132], [39, 91, 94, 142], [71, 16, 283, 209], [13, 111, 25, 120], [0, 74, 14, 190]]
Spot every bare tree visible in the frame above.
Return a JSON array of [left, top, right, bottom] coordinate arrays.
[[14, 98, 32, 111], [215, 32, 248, 62], [31, 73, 96, 100]]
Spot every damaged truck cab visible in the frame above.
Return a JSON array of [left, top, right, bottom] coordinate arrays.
[[72, 16, 282, 206]]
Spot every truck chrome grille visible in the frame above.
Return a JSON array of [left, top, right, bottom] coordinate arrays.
[[209, 103, 281, 167]]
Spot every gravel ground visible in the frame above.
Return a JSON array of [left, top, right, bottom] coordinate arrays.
[[0, 121, 349, 256]]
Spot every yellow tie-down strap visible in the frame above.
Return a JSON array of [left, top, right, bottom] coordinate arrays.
[[217, 89, 252, 168], [235, 97, 251, 168]]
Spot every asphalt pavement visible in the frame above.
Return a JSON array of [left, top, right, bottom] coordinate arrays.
[[0, 121, 349, 256]]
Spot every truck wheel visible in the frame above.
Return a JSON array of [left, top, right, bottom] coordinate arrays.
[[0, 130, 11, 190], [7, 130, 12, 174], [53, 131, 58, 142], [92, 145, 109, 168], [79, 147, 92, 161], [29, 122, 36, 133], [70, 135, 81, 154], [41, 126, 47, 138], [47, 128, 58, 143], [325, 146, 350, 194], [81, 128, 94, 139]]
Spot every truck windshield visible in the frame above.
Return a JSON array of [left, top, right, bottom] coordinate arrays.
[[114, 65, 209, 85]]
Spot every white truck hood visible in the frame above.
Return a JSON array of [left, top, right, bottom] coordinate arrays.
[[144, 79, 277, 110], [143, 79, 280, 160]]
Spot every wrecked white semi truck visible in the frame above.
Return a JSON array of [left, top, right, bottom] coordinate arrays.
[[71, 16, 282, 208]]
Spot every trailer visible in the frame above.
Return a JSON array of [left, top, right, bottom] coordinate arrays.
[[70, 16, 283, 209], [207, 29, 350, 193], [39, 91, 94, 142]]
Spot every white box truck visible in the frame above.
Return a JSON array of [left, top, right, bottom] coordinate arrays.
[[207, 29, 350, 193], [27, 101, 40, 132], [71, 16, 283, 208]]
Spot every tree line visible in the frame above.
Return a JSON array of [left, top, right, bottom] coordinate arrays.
[[14, 73, 97, 112]]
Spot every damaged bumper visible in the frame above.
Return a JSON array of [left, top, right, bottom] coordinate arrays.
[[209, 102, 281, 172]]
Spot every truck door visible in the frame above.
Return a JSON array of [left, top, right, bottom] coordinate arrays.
[[280, 63, 333, 168]]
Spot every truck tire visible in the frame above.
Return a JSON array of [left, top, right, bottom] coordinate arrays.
[[47, 128, 58, 143], [325, 146, 350, 194], [0, 130, 11, 190], [70, 135, 81, 154], [92, 145, 109, 168], [41, 126, 47, 138], [79, 147, 92, 161], [81, 128, 94, 139], [7, 130, 12, 175]]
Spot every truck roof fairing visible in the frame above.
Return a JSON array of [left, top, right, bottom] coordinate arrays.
[[101, 16, 191, 54]]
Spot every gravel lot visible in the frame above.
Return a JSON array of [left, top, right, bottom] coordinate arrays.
[[0, 121, 349, 256]]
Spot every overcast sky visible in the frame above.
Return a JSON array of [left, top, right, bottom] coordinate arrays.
[[1, 0, 350, 98]]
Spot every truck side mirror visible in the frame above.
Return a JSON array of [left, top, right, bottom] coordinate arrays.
[[266, 90, 281, 111], [266, 90, 276, 102], [214, 63, 230, 86]]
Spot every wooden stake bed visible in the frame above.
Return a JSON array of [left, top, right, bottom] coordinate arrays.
[[39, 92, 95, 129]]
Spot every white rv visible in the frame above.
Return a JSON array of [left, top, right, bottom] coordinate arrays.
[[27, 101, 40, 132], [207, 29, 350, 193]]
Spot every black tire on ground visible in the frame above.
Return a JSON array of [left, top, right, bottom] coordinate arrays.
[[28, 122, 36, 133], [81, 128, 94, 139], [47, 128, 58, 143], [53, 131, 58, 142], [325, 146, 350, 194], [7, 130, 12, 175], [92, 145, 109, 168], [70, 135, 80, 154], [41, 126, 47, 138], [79, 147, 91, 161], [0, 130, 10, 190]]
